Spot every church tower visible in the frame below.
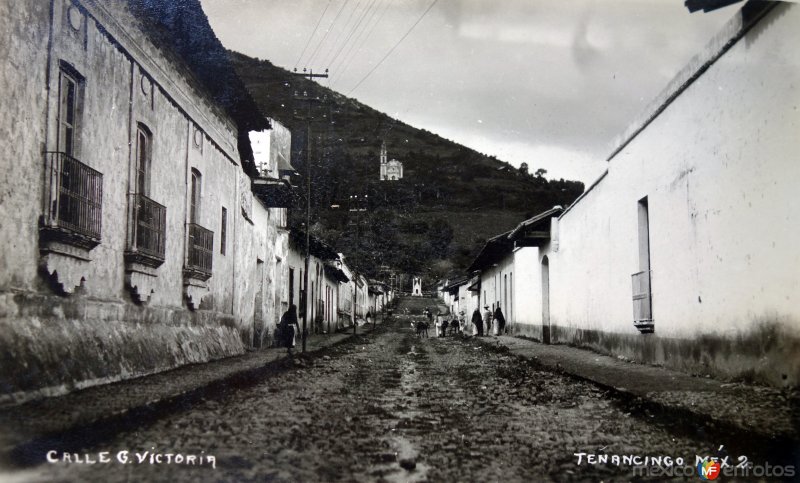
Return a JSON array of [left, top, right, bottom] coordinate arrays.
[[379, 140, 403, 181], [379, 140, 387, 180]]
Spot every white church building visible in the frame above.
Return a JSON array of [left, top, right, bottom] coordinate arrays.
[[379, 141, 403, 181]]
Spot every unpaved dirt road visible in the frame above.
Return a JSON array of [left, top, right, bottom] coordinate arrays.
[[27, 313, 744, 482]]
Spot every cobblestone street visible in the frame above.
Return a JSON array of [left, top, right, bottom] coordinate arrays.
[[16, 310, 776, 482]]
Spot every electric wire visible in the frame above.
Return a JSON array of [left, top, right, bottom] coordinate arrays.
[[326, 0, 379, 70], [304, 0, 352, 69], [347, 0, 440, 95], [313, 0, 363, 67], [330, 0, 385, 75], [294, 0, 332, 70], [331, 0, 390, 86]]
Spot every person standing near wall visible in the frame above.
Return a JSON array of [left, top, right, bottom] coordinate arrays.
[[494, 304, 506, 336], [279, 305, 299, 355], [483, 305, 493, 337], [472, 308, 483, 336]]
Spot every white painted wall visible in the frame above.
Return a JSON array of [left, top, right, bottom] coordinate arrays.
[[511, 247, 544, 328], [547, 3, 800, 340], [478, 256, 515, 320]]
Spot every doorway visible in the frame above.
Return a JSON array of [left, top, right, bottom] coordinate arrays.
[[541, 256, 551, 344], [253, 259, 265, 348]]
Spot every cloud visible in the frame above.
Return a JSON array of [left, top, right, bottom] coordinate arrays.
[[202, 0, 734, 183]]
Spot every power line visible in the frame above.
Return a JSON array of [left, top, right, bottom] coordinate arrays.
[[330, 0, 385, 74], [304, 0, 352, 69], [326, 0, 379, 70], [331, 0, 390, 86], [294, 0, 332, 70], [313, 0, 362, 67], [347, 0, 440, 95]]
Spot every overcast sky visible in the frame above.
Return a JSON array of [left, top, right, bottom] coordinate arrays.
[[201, 0, 735, 184]]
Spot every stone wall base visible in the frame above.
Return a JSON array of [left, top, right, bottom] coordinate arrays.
[[509, 320, 800, 388], [0, 291, 246, 406]]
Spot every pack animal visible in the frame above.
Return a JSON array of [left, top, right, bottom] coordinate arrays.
[[415, 320, 429, 338]]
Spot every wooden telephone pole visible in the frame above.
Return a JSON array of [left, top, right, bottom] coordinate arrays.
[[349, 193, 368, 334], [292, 68, 328, 353]]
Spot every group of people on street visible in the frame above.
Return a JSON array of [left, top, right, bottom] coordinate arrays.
[[413, 304, 507, 339], [471, 304, 506, 337], [281, 301, 508, 350], [414, 307, 465, 338]]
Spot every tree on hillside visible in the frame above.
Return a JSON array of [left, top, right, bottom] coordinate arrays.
[[519, 162, 529, 176], [535, 168, 547, 178], [428, 219, 454, 259]]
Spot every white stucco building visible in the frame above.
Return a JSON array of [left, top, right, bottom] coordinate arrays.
[[0, 0, 299, 403], [470, 2, 800, 388]]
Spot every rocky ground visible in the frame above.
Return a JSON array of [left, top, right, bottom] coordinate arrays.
[[18, 314, 772, 482]]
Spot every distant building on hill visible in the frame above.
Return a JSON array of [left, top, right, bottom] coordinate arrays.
[[379, 140, 403, 181], [412, 276, 422, 296]]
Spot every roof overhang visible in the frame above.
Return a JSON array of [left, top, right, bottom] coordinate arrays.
[[253, 177, 297, 208], [466, 231, 514, 272], [467, 207, 563, 272], [507, 206, 562, 243], [290, 231, 339, 261], [444, 277, 469, 294], [277, 155, 298, 178], [324, 263, 350, 283], [685, 0, 743, 13]]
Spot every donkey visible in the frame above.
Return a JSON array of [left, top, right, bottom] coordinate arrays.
[[415, 320, 429, 338]]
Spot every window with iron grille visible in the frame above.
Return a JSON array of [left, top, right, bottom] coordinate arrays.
[[124, 125, 166, 266], [185, 223, 213, 279], [184, 169, 213, 280], [41, 65, 103, 249]]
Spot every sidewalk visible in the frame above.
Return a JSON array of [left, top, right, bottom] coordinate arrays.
[[0, 323, 374, 468], [481, 335, 798, 442]]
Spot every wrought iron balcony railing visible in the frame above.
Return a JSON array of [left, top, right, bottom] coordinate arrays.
[[126, 193, 166, 266], [42, 152, 103, 247], [185, 223, 213, 280]]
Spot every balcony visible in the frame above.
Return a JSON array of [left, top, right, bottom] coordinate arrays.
[[125, 193, 166, 267], [41, 151, 103, 249], [184, 223, 213, 281], [631, 270, 654, 333]]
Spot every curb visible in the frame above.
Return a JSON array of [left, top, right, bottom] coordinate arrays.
[[0, 327, 375, 469], [469, 336, 799, 466]]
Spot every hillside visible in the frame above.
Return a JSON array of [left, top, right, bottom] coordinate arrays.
[[229, 52, 584, 279]]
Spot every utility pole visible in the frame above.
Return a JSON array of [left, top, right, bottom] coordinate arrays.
[[293, 68, 328, 353], [349, 193, 368, 335]]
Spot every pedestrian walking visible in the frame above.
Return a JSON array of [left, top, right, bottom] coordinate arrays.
[[494, 304, 506, 335], [441, 318, 449, 337], [483, 305, 493, 337], [472, 308, 483, 336], [279, 304, 299, 355]]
